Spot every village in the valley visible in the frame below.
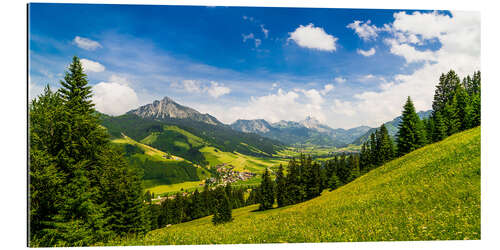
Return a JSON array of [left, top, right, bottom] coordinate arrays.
[[151, 163, 256, 203]]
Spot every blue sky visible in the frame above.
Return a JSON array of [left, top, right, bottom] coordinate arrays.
[[28, 4, 480, 128]]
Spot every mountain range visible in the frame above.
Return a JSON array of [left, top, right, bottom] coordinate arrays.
[[231, 117, 371, 147], [108, 96, 432, 148]]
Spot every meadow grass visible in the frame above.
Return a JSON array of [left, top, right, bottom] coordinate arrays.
[[200, 146, 287, 173], [115, 127, 480, 245]]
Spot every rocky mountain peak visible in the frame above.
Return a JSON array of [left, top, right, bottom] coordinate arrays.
[[128, 96, 221, 125]]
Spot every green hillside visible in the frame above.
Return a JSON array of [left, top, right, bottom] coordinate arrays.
[[116, 126, 480, 245], [99, 113, 284, 163], [111, 135, 211, 189]]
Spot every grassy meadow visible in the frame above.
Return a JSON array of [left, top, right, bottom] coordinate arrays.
[[109, 126, 480, 245]]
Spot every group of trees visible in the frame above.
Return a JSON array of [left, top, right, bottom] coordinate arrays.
[[359, 70, 481, 166], [359, 124, 395, 172], [397, 70, 481, 157], [29, 57, 149, 246], [256, 154, 362, 210], [148, 183, 251, 228]]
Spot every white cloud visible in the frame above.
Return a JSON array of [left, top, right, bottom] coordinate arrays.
[[334, 77, 346, 84], [260, 24, 269, 38], [327, 11, 480, 128], [207, 81, 231, 98], [288, 23, 338, 52], [320, 84, 334, 95], [360, 74, 375, 81], [384, 39, 436, 63], [242, 33, 255, 42], [271, 82, 279, 89], [29, 81, 45, 100], [73, 36, 102, 50], [181, 80, 204, 93], [92, 76, 139, 116], [80, 58, 106, 73], [173, 80, 230, 98], [223, 88, 327, 123], [357, 48, 376, 57], [347, 20, 380, 41]]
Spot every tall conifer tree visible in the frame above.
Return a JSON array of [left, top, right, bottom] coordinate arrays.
[[397, 96, 427, 156]]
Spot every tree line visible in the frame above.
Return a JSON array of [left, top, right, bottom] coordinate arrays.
[[147, 183, 254, 228], [359, 70, 481, 171], [255, 153, 363, 210]]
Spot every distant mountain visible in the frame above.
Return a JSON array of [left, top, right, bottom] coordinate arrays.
[[231, 119, 273, 134], [128, 96, 222, 125], [231, 117, 371, 147], [351, 110, 433, 145]]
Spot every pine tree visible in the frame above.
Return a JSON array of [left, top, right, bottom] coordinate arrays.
[[432, 70, 461, 114], [455, 85, 470, 131], [275, 164, 288, 207], [442, 95, 461, 135], [336, 154, 350, 184], [369, 133, 378, 167], [30, 57, 149, 246], [259, 168, 275, 210], [377, 124, 395, 164], [328, 172, 341, 191], [285, 158, 301, 205], [348, 155, 361, 182], [432, 111, 447, 142], [397, 96, 427, 156], [212, 186, 232, 225], [190, 189, 204, 219]]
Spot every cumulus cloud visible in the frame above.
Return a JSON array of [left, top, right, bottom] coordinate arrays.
[[73, 36, 102, 50], [172, 80, 231, 98], [334, 77, 346, 84], [92, 76, 140, 116], [223, 88, 327, 123], [320, 84, 335, 95], [357, 47, 376, 57], [328, 11, 480, 127], [207, 81, 231, 98], [347, 20, 380, 41], [80, 58, 106, 73], [288, 23, 338, 52]]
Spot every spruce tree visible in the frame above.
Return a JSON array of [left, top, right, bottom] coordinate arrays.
[[378, 124, 395, 164], [212, 186, 233, 225], [328, 172, 341, 191], [285, 159, 301, 205], [454, 85, 470, 131], [369, 133, 378, 167], [259, 168, 275, 210], [432, 70, 461, 114], [442, 95, 461, 135], [397, 96, 427, 156], [275, 164, 288, 207]]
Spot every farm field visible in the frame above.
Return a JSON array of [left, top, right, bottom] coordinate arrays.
[[112, 127, 480, 245], [200, 146, 288, 173]]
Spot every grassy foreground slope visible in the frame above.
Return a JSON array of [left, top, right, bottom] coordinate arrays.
[[116, 126, 480, 245]]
